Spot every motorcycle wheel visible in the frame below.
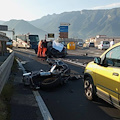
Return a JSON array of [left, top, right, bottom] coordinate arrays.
[[40, 75, 61, 89]]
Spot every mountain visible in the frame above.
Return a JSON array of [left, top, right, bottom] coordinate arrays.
[[30, 7, 120, 40], [3, 19, 47, 39], [1, 7, 120, 40]]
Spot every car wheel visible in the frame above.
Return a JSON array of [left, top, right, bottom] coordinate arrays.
[[84, 77, 96, 100]]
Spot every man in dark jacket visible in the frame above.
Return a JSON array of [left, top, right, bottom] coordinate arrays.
[[42, 39, 47, 57]]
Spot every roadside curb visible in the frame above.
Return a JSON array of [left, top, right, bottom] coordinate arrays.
[[10, 61, 44, 120]]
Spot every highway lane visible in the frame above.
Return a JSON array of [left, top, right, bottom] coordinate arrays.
[[14, 48, 120, 120], [39, 62, 120, 120]]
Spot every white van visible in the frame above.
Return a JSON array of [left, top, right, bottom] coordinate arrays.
[[98, 41, 110, 50]]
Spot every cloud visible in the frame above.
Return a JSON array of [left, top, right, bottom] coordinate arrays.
[[92, 2, 120, 9]]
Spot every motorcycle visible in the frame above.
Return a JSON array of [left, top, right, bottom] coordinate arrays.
[[23, 59, 71, 90]]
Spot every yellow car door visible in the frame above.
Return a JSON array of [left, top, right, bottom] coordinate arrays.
[[95, 45, 120, 106], [95, 65, 119, 105]]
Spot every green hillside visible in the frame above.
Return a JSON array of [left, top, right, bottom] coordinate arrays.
[[1, 7, 120, 40], [3, 19, 47, 39]]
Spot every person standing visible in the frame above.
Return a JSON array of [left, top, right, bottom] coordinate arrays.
[[110, 39, 115, 47], [42, 39, 47, 57], [37, 40, 43, 57]]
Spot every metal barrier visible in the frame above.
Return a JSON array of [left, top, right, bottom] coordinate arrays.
[[0, 48, 14, 94]]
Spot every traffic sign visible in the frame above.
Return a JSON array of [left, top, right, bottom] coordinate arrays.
[[59, 29, 68, 32], [59, 24, 69, 38], [59, 32, 68, 38], [48, 33, 54, 38], [59, 26, 68, 29], [59, 26, 68, 32]]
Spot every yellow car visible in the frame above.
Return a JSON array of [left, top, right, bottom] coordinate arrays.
[[84, 42, 120, 110]]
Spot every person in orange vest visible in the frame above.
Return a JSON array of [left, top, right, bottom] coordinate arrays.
[[37, 40, 43, 57], [42, 39, 47, 57]]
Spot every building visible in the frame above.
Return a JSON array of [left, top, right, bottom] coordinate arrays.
[[0, 33, 9, 55], [86, 35, 120, 47]]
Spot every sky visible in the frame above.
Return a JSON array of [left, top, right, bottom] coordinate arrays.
[[1, 0, 120, 21]]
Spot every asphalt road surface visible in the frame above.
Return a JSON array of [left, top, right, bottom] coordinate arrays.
[[14, 48, 120, 120]]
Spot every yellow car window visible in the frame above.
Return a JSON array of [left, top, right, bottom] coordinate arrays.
[[105, 45, 120, 67], [106, 46, 120, 59]]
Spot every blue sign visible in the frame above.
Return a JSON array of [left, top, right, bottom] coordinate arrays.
[[59, 26, 68, 29], [59, 26, 68, 32], [59, 29, 68, 32]]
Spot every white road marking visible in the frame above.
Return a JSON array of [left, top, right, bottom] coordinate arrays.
[[33, 91, 53, 120]]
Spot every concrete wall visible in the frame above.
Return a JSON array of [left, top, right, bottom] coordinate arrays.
[[0, 48, 14, 94]]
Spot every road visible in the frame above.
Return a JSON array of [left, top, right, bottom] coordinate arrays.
[[14, 47, 120, 120]]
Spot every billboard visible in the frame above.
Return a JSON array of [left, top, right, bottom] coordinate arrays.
[[48, 33, 54, 38]]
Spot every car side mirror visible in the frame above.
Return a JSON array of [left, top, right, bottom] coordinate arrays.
[[94, 57, 101, 65]]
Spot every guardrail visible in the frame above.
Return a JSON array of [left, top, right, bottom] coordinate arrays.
[[0, 48, 14, 94]]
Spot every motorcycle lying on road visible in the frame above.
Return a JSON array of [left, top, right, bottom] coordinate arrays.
[[22, 59, 79, 90]]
